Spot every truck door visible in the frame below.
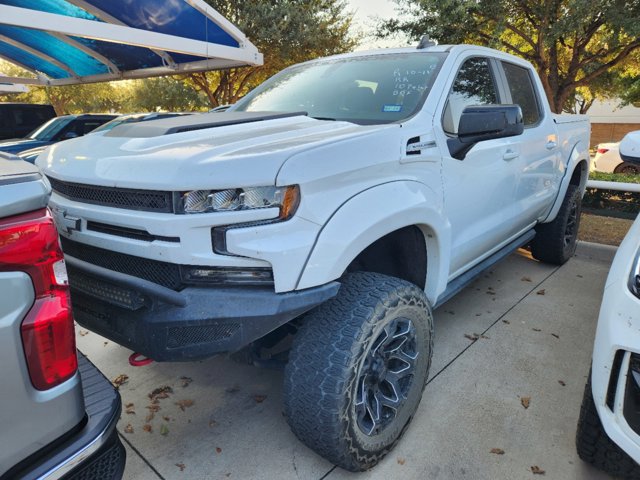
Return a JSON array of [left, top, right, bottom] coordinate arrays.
[[497, 61, 561, 229], [436, 56, 522, 277]]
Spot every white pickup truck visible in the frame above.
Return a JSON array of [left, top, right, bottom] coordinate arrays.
[[39, 43, 590, 471]]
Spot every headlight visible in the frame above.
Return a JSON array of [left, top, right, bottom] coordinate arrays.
[[630, 247, 640, 298], [181, 185, 300, 219]]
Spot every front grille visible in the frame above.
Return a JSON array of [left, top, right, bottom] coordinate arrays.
[[61, 237, 183, 290], [68, 266, 146, 310], [167, 324, 240, 348], [48, 176, 174, 213]]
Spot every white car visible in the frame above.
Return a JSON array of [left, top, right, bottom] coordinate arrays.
[[577, 213, 640, 478], [592, 130, 640, 174]]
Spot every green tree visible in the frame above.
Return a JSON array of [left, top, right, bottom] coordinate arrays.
[[185, 0, 357, 107], [381, 0, 640, 113], [126, 77, 209, 112]]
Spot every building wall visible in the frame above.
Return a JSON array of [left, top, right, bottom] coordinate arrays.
[[591, 123, 640, 147], [587, 99, 640, 147]]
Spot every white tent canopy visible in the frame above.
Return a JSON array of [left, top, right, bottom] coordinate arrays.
[[0, 0, 262, 86]]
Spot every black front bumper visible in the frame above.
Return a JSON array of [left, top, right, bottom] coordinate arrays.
[[3, 353, 125, 480], [66, 255, 340, 361]]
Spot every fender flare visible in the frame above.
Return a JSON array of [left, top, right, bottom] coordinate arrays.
[[296, 181, 451, 305], [543, 140, 590, 223]]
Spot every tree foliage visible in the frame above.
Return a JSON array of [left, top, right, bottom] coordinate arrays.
[[184, 0, 357, 107], [381, 0, 640, 113]]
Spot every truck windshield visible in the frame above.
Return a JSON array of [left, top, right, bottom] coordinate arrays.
[[233, 52, 447, 124], [27, 117, 73, 141]]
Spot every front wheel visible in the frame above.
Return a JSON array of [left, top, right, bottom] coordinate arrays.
[[531, 184, 582, 265], [283, 272, 434, 471]]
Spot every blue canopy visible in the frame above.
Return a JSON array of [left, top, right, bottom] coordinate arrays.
[[0, 0, 262, 85]]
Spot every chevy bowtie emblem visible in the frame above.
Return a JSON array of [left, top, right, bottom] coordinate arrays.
[[52, 207, 81, 234]]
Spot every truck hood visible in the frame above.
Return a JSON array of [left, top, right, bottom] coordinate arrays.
[[38, 113, 394, 190]]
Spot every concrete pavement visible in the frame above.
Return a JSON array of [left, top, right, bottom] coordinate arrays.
[[76, 242, 618, 479]]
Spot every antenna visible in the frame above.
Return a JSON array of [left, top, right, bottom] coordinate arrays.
[[417, 35, 436, 49]]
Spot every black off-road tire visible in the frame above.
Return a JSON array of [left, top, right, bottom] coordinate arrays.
[[283, 272, 434, 471], [531, 184, 582, 265], [576, 376, 640, 479]]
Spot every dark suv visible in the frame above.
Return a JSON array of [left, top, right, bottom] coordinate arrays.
[[0, 153, 125, 479], [0, 103, 56, 140], [0, 114, 117, 156]]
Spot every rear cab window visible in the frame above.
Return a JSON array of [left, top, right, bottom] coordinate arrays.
[[500, 62, 542, 126]]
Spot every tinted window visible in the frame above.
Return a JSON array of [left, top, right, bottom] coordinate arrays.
[[502, 62, 540, 125], [77, 121, 104, 135], [443, 57, 499, 135]]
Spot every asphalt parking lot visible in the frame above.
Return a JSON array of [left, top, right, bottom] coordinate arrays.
[[77, 242, 618, 480]]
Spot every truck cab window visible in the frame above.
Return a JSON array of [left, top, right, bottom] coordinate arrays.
[[501, 62, 541, 126], [443, 57, 498, 135]]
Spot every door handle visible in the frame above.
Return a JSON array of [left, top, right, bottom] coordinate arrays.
[[503, 150, 519, 161], [546, 141, 557, 150]]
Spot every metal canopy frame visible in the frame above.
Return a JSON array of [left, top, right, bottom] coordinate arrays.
[[0, 73, 28, 92], [0, 1, 263, 86]]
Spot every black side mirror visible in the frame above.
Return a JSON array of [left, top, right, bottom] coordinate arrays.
[[447, 105, 524, 160]]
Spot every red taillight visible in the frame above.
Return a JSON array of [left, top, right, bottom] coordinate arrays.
[[0, 208, 77, 390], [597, 148, 609, 154]]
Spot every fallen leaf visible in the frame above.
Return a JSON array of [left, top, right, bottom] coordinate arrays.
[[558, 380, 566, 386], [480, 334, 490, 339], [112, 374, 129, 389], [215, 447, 222, 454], [397, 457, 406, 465], [531, 466, 545, 475], [163, 415, 171, 422], [551, 333, 559, 339], [79, 330, 89, 336], [209, 419, 218, 428], [576, 274, 583, 278], [124, 424, 134, 434], [502, 320, 511, 325], [490, 448, 505, 455], [464, 333, 479, 342], [254, 395, 267, 403], [446, 310, 455, 315], [486, 290, 496, 295], [521, 276, 532, 282], [146, 404, 161, 413], [521, 396, 531, 409], [125, 403, 135, 415], [145, 413, 155, 423], [103, 341, 108, 346], [536, 289, 546, 295], [475, 313, 482, 317], [175, 399, 195, 411], [143, 424, 152, 433], [180, 376, 193, 388], [149, 385, 173, 402], [532, 328, 542, 332], [160, 424, 169, 436], [175, 463, 186, 472]]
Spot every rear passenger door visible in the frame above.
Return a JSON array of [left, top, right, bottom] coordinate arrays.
[[497, 61, 560, 227]]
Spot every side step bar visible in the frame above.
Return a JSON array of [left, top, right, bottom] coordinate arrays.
[[434, 229, 536, 308]]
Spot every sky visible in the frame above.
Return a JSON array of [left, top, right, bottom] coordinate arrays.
[[346, 0, 410, 50]]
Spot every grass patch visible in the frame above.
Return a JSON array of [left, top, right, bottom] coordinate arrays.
[[589, 171, 640, 183]]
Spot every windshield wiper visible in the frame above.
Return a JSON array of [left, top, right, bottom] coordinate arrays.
[[310, 116, 337, 121]]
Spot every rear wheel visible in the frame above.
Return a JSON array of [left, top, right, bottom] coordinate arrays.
[[576, 375, 640, 479], [283, 272, 433, 471], [531, 184, 582, 265], [614, 162, 640, 175]]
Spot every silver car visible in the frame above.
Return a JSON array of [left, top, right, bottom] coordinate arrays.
[[0, 153, 125, 479]]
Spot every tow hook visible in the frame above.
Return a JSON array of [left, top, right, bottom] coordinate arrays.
[[128, 352, 153, 367]]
